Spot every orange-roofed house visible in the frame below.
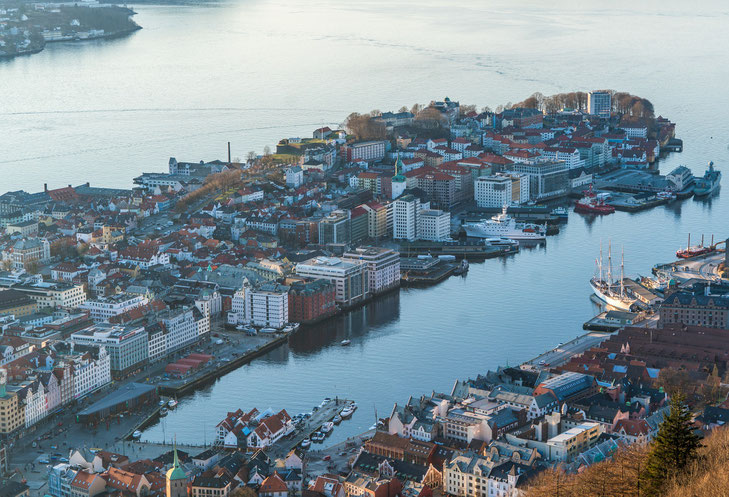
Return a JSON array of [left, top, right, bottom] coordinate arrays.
[[70, 470, 107, 497], [259, 472, 289, 497]]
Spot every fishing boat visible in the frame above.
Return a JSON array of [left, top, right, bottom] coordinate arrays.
[[694, 161, 721, 197], [463, 206, 547, 240], [676, 234, 715, 259], [300, 438, 311, 449], [590, 242, 637, 312]]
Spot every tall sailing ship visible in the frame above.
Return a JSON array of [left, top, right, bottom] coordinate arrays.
[[590, 242, 637, 311]]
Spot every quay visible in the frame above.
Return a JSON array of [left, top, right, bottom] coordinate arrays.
[[400, 258, 457, 286], [157, 332, 291, 397], [583, 310, 644, 332], [399, 240, 519, 259], [464, 206, 563, 224]]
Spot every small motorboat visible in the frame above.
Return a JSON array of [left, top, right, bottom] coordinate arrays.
[[168, 399, 178, 408], [301, 438, 311, 449], [311, 432, 325, 443], [260, 328, 277, 334], [132, 430, 142, 440], [341, 339, 351, 346], [333, 415, 343, 425], [340, 407, 354, 419], [321, 422, 334, 434], [159, 407, 168, 417], [159, 400, 166, 407]]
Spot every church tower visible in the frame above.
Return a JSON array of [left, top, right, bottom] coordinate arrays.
[[166, 441, 188, 497], [391, 155, 407, 199]]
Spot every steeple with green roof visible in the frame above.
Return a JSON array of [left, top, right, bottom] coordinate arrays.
[[393, 154, 406, 183], [166, 439, 187, 482]]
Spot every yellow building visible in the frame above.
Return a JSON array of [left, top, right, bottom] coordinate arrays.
[[0, 290, 38, 317], [0, 387, 24, 436]]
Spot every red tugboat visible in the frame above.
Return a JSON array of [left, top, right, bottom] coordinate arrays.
[[676, 234, 715, 259], [574, 191, 615, 214]]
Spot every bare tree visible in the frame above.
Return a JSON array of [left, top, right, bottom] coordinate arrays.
[[263, 145, 271, 156], [246, 151, 257, 162]]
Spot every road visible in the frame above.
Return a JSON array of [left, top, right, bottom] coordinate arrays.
[[662, 251, 725, 283], [524, 332, 611, 369]]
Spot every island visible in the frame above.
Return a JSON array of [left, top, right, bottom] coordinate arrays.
[[0, 1, 140, 59]]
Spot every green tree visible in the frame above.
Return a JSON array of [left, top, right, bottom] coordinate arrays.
[[641, 394, 702, 496]]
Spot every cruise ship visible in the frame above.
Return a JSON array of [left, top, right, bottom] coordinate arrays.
[[463, 207, 546, 241], [693, 161, 721, 197], [590, 243, 637, 312]]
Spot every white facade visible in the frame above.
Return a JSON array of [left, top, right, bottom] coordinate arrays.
[[475, 176, 511, 208], [393, 195, 421, 241], [72, 346, 112, 400], [227, 288, 247, 325], [587, 91, 611, 118], [245, 284, 289, 328], [285, 167, 304, 188], [79, 294, 149, 323], [417, 209, 450, 241], [342, 247, 400, 296], [163, 308, 199, 354], [296, 257, 368, 307], [24, 382, 47, 428]]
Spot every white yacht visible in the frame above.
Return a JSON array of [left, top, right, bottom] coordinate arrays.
[[464, 207, 546, 240]]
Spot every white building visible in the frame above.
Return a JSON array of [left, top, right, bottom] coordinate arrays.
[[161, 307, 200, 355], [295, 257, 368, 307], [393, 194, 421, 242], [245, 283, 289, 328], [16, 282, 86, 310], [285, 166, 304, 188], [342, 247, 400, 296], [417, 209, 450, 241], [69, 345, 111, 400], [71, 323, 148, 378], [443, 452, 534, 497], [476, 175, 511, 208], [79, 294, 149, 323], [587, 91, 611, 118], [541, 147, 584, 169], [227, 288, 247, 325], [22, 381, 47, 428]]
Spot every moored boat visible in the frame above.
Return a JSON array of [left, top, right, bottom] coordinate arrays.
[[341, 339, 351, 346], [463, 206, 547, 240], [693, 161, 721, 197], [300, 438, 311, 449], [676, 234, 715, 259], [333, 415, 343, 425], [160, 407, 168, 417], [132, 430, 142, 440], [590, 243, 637, 312], [321, 422, 334, 434], [168, 399, 178, 408], [574, 193, 615, 215]]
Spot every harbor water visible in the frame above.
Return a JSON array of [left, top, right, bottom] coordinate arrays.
[[1, 0, 728, 446]]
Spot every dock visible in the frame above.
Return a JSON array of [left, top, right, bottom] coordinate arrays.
[[271, 399, 354, 457], [400, 258, 456, 286], [583, 310, 643, 332], [399, 240, 519, 259], [157, 332, 291, 397]]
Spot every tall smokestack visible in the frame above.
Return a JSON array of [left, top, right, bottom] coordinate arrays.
[[228, 142, 231, 165]]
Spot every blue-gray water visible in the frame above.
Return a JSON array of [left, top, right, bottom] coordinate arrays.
[[1, 0, 728, 446]]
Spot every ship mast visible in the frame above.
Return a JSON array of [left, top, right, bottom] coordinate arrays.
[[599, 241, 603, 283], [620, 246, 625, 298], [607, 241, 613, 288]]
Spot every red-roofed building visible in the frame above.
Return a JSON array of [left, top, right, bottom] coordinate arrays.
[[260, 472, 289, 497]]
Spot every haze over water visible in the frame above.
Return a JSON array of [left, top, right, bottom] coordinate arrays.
[[2, 0, 728, 446]]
